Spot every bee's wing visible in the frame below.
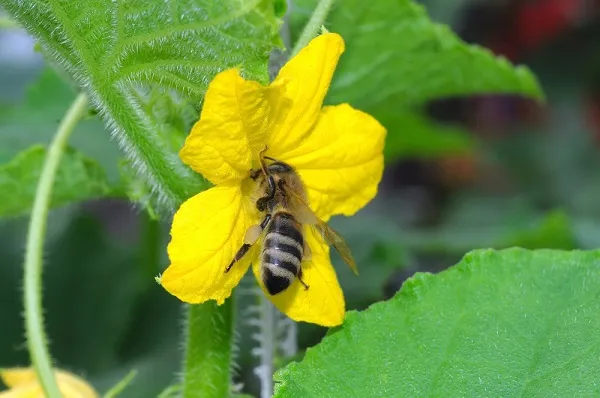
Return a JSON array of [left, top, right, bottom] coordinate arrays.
[[314, 220, 358, 275], [285, 188, 358, 275]]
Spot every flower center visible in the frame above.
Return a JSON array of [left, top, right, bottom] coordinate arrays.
[[241, 170, 265, 222]]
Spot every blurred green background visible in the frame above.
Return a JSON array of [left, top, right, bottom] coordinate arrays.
[[2, 0, 600, 396]]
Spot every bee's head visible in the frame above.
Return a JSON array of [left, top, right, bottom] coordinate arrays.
[[266, 159, 294, 175]]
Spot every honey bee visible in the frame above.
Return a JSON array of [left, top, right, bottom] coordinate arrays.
[[225, 148, 358, 295]]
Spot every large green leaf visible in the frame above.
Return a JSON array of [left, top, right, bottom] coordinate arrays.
[[275, 249, 600, 397], [332, 0, 542, 107], [291, 0, 542, 108], [1, 0, 281, 209], [0, 145, 114, 218]]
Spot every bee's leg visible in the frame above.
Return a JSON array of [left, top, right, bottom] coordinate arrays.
[[297, 268, 310, 291], [256, 175, 276, 212], [226, 214, 272, 273], [250, 169, 262, 180], [256, 198, 267, 212], [266, 175, 276, 198]]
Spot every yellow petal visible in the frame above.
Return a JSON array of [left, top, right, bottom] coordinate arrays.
[[280, 104, 386, 220], [0, 383, 38, 398], [179, 69, 272, 185], [0, 368, 36, 388], [160, 185, 258, 304], [0, 368, 98, 398], [252, 227, 345, 327], [267, 33, 345, 156]]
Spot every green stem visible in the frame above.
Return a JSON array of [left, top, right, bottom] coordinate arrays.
[[182, 300, 235, 398], [23, 92, 89, 397], [290, 0, 336, 56], [102, 369, 137, 398]]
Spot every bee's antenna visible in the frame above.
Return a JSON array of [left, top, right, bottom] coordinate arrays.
[[259, 146, 270, 177], [263, 156, 279, 162]]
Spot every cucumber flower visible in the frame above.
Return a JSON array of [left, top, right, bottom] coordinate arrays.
[[0, 368, 98, 397], [158, 32, 386, 327]]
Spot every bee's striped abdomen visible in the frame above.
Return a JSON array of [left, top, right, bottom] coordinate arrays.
[[261, 212, 304, 295]]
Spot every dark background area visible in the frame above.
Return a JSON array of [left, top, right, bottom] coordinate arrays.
[[2, 0, 600, 396]]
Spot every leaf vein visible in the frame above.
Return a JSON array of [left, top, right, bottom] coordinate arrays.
[[104, 0, 263, 68]]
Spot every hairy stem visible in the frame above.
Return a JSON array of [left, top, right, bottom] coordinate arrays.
[[291, 0, 335, 56], [278, 314, 297, 358], [182, 300, 235, 398], [254, 295, 276, 398], [23, 92, 89, 397]]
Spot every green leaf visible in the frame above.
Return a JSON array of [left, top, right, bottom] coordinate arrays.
[[291, 0, 543, 108], [379, 109, 474, 162], [275, 249, 600, 397], [0, 145, 113, 218], [1, 0, 282, 209]]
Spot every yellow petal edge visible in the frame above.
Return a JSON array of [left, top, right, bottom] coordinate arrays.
[[266, 33, 346, 156], [160, 185, 256, 304]]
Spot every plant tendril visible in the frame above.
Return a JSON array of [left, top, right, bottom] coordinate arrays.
[[23, 92, 89, 398]]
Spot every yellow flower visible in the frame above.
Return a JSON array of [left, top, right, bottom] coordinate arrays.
[[0, 368, 98, 398], [158, 32, 386, 327]]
